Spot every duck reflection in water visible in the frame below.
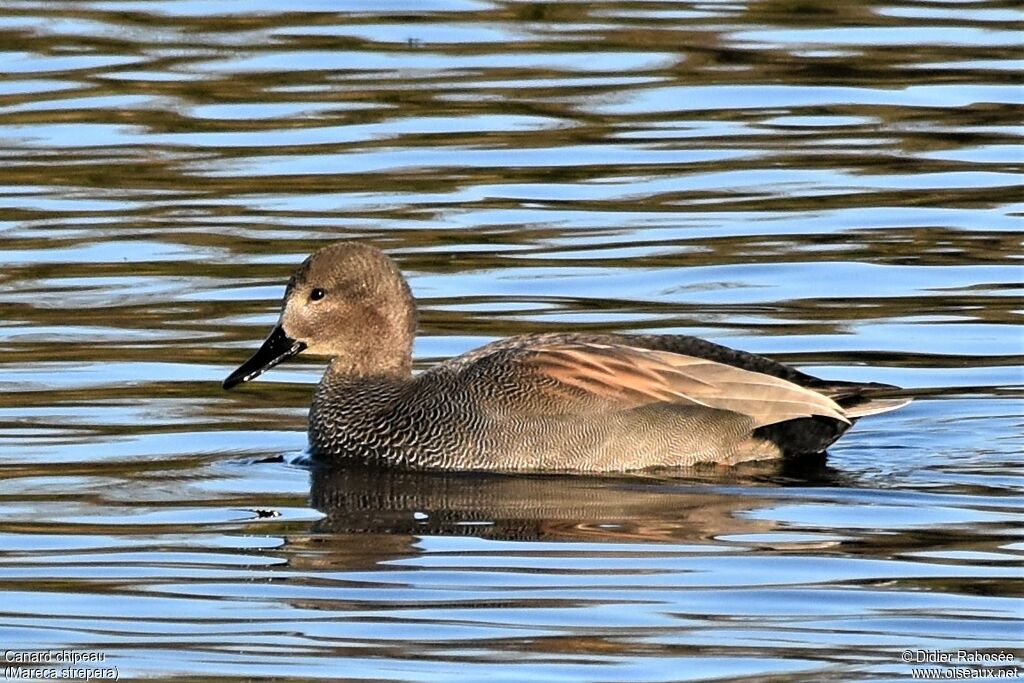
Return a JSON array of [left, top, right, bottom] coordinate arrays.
[[298, 457, 847, 552]]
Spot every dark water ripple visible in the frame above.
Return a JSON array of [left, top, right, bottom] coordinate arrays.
[[0, 0, 1021, 680]]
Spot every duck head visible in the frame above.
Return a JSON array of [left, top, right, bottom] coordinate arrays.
[[223, 242, 417, 389]]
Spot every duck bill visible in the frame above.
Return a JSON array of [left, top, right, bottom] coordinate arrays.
[[223, 325, 306, 390]]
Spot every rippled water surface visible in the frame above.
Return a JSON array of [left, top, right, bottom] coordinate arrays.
[[1, 0, 1022, 680]]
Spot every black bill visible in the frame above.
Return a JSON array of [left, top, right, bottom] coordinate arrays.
[[223, 325, 306, 390]]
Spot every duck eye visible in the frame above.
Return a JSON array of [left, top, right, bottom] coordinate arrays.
[[309, 288, 326, 301]]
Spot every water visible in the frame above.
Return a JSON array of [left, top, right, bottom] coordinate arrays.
[[0, 0, 1021, 680]]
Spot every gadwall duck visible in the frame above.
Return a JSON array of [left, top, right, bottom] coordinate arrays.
[[223, 243, 910, 471]]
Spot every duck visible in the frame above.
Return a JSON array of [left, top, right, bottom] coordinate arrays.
[[223, 242, 910, 472]]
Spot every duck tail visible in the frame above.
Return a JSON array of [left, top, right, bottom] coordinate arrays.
[[817, 381, 913, 419], [841, 396, 913, 419]]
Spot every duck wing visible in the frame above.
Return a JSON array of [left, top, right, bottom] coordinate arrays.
[[458, 340, 850, 429]]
